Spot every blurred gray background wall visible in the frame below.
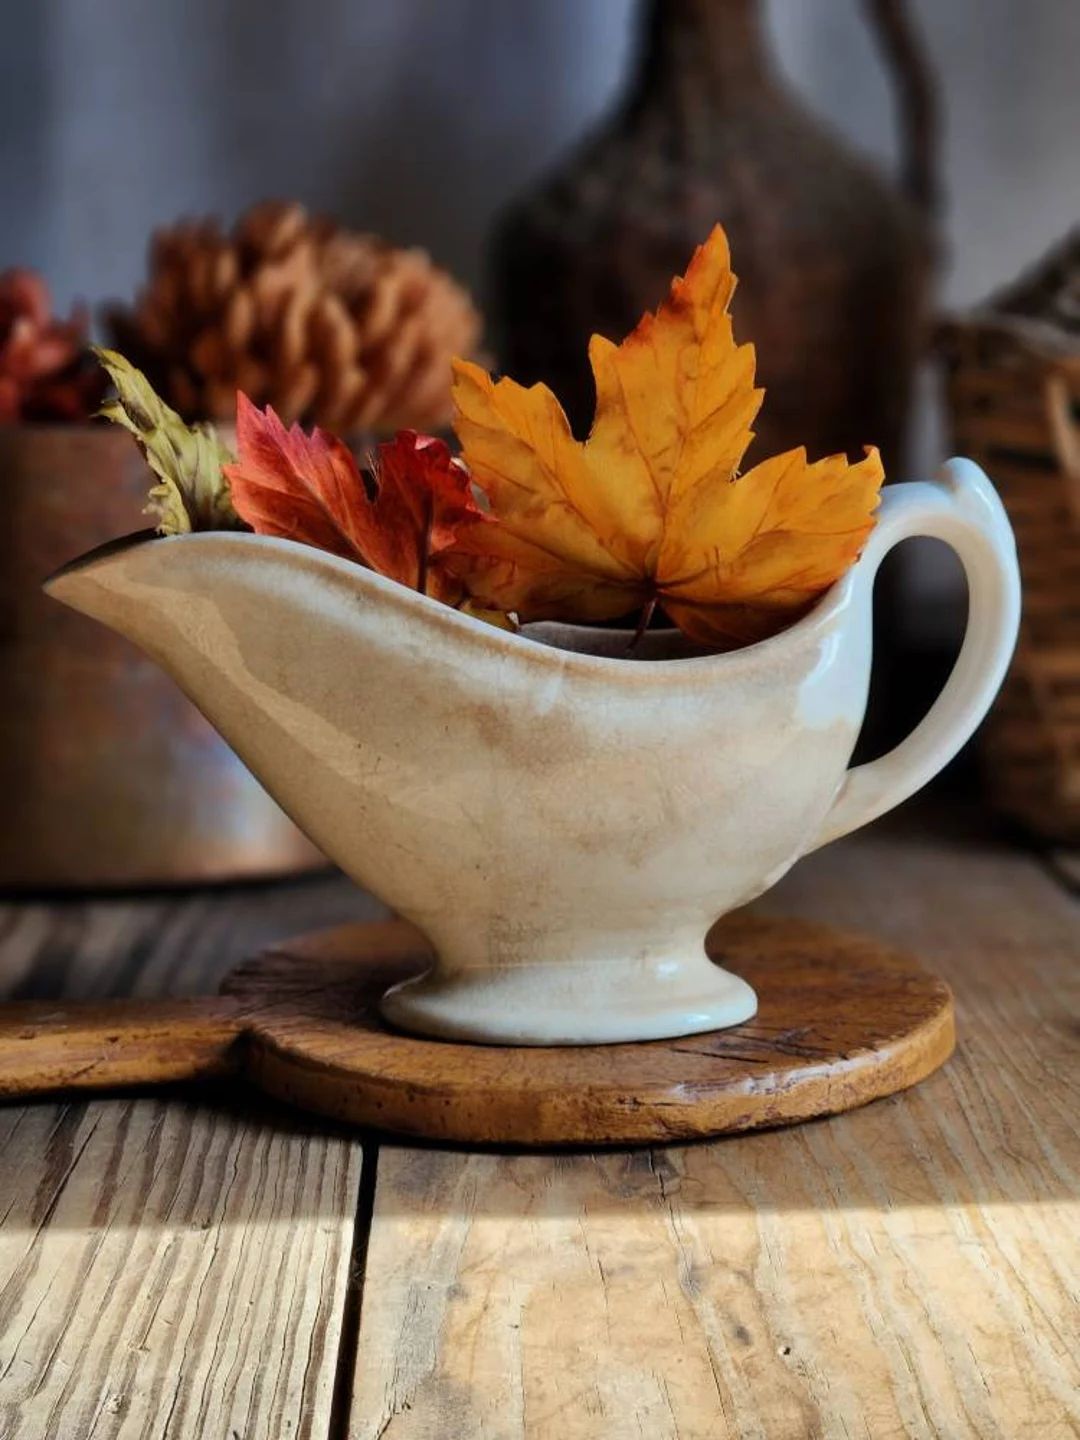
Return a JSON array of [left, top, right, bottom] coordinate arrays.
[[3, 0, 1077, 320]]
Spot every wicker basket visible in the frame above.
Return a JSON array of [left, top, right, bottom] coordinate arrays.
[[940, 238, 1080, 843]]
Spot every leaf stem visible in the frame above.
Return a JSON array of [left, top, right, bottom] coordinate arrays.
[[628, 594, 658, 653], [418, 493, 433, 596]]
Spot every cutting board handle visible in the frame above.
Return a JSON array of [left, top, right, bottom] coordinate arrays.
[[0, 996, 245, 1099]]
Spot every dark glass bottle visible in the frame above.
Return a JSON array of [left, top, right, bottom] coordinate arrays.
[[491, 0, 939, 471]]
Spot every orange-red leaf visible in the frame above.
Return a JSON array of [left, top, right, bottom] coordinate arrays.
[[370, 428, 481, 597], [445, 225, 884, 647], [224, 395, 478, 601]]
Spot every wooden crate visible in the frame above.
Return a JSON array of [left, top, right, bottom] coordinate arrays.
[[941, 311, 1080, 843]]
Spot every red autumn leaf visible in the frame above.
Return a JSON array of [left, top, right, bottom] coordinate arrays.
[[224, 393, 479, 602], [370, 428, 482, 597]]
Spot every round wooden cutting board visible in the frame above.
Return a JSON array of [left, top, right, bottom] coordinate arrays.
[[0, 915, 954, 1146]]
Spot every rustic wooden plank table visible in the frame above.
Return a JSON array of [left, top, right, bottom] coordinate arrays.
[[0, 806, 1076, 1440]]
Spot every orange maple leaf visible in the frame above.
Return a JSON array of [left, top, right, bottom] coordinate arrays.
[[225, 394, 478, 602], [445, 225, 884, 647]]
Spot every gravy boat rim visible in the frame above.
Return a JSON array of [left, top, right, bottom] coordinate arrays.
[[45, 526, 858, 678]]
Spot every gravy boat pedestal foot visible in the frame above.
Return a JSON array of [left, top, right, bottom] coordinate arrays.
[[45, 459, 1020, 1048], [380, 951, 759, 1046]]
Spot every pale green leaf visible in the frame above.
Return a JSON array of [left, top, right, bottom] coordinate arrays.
[[94, 347, 240, 535]]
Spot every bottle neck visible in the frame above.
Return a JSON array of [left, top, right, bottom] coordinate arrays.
[[627, 0, 775, 115]]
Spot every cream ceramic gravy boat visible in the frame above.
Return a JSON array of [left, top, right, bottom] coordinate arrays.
[[47, 458, 1020, 1045]]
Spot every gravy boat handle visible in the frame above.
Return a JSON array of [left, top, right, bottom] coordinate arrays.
[[808, 457, 1021, 851]]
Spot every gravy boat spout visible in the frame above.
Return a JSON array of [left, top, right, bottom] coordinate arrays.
[[45, 460, 1020, 1045]]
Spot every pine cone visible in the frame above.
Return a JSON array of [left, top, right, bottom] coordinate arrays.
[[106, 201, 482, 434], [0, 269, 104, 423]]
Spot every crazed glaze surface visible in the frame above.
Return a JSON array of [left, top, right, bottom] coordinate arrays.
[[46, 460, 1020, 1045]]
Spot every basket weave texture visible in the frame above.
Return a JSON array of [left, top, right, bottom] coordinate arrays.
[[941, 233, 1080, 843]]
